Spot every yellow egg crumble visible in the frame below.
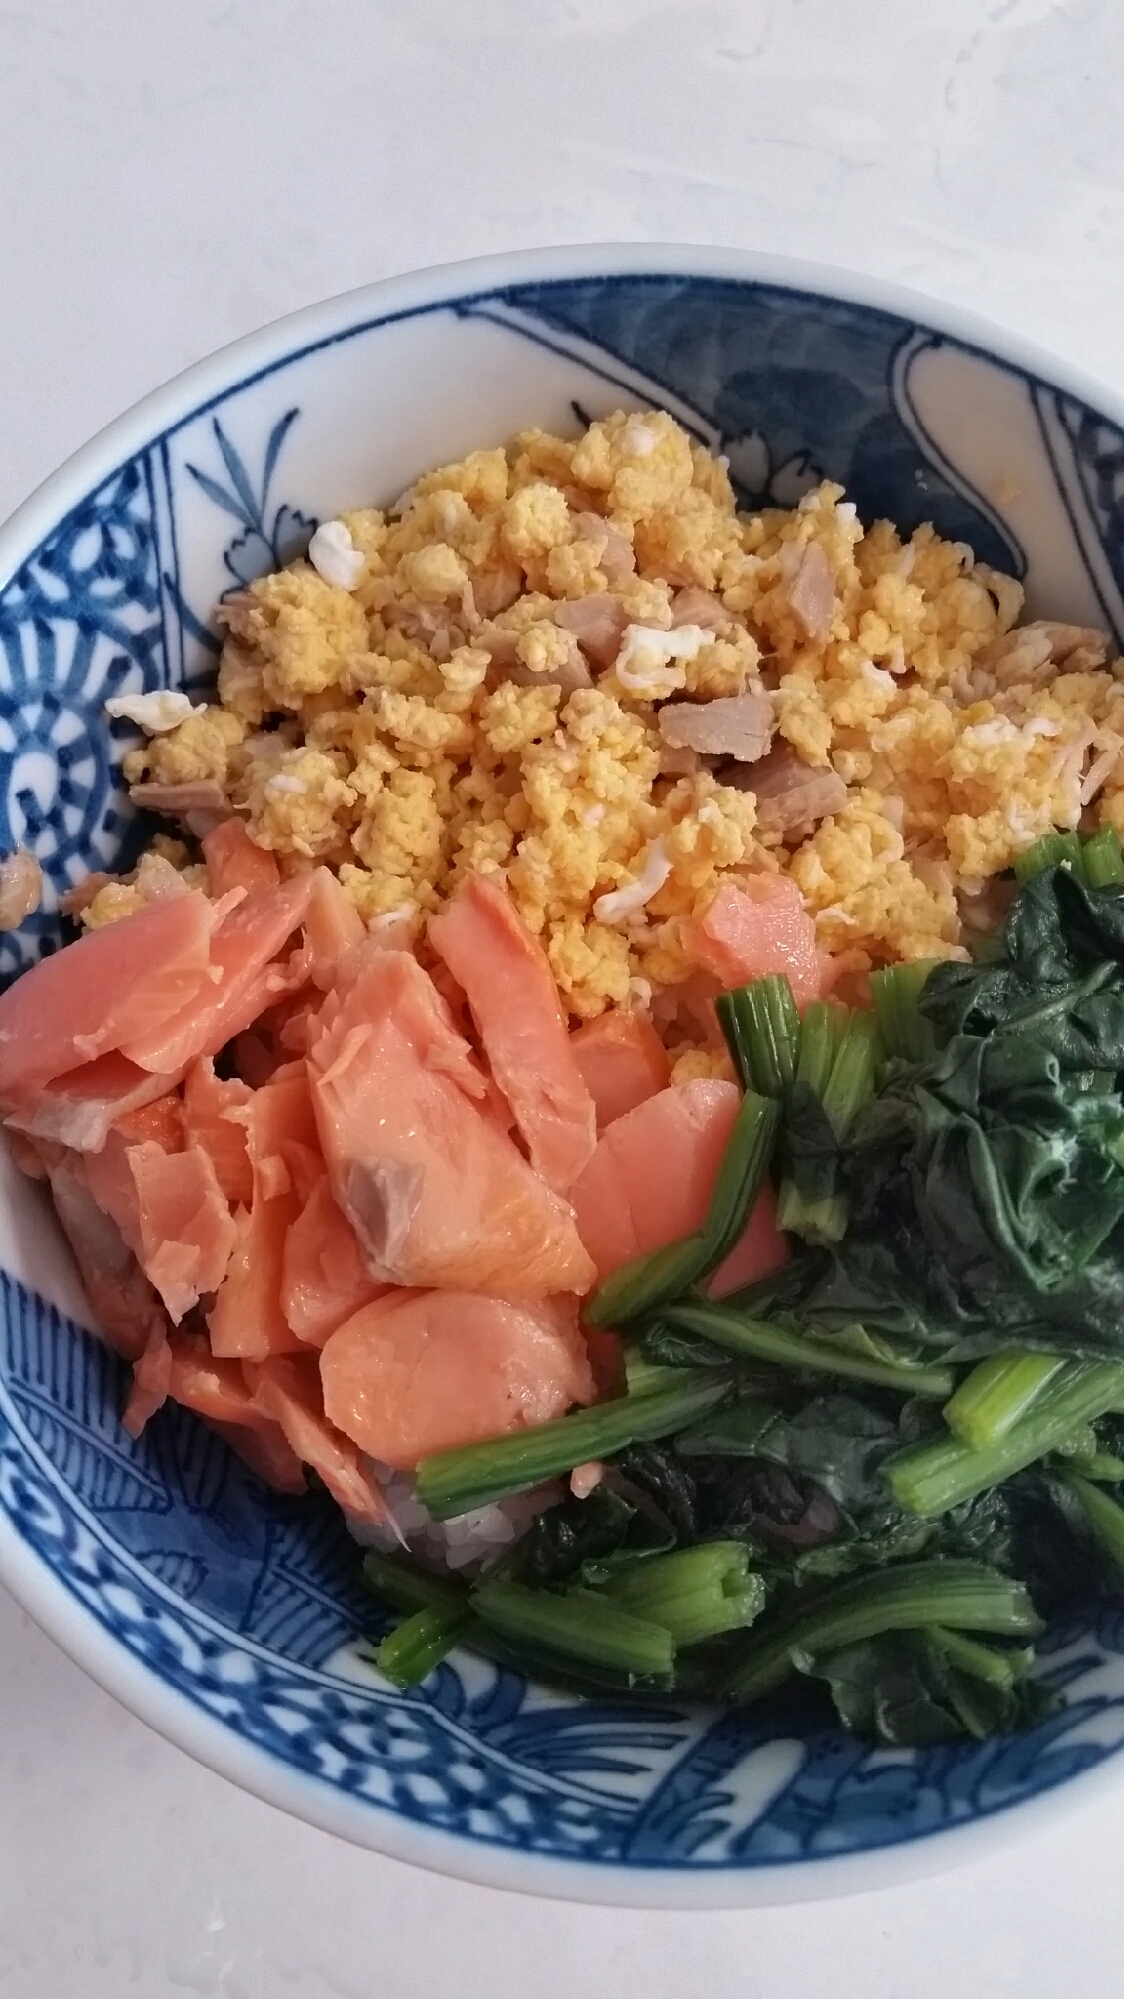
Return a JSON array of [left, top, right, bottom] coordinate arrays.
[[116, 407, 1124, 1016]]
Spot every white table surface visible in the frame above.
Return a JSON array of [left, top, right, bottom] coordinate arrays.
[[4, 2, 1124, 1991]]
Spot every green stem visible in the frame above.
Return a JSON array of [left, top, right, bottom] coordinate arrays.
[[943, 1351, 1065, 1451], [361, 1549, 467, 1616], [586, 1091, 779, 1327], [821, 1009, 879, 1130], [776, 1008, 878, 1244], [889, 1360, 1124, 1517], [415, 1372, 730, 1520], [602, 1543, 767, 1647], [1060, 1472, 1124, 1575], [1078, 1452, 1124, 1482], [716, 976, 800, 1096], [1083, 828, 1124, 888], [660, 1302, 955, 1398], [795, 1001, 845, 1096], [726, 1561, 1042, 1702], [869, 960, 940, 1064], [471, 1579, 674, 1680], [375, 1604, 471, 1688], [927, 1625, 1032, 1691], [1013, 833, 1086, 884], [623, 1351, 692, 1398]]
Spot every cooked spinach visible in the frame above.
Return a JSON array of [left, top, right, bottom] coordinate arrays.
[[365, 859, 1124, 1743]]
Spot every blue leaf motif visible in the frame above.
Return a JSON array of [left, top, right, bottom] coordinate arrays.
[[262, 408, 301, 505], [213, 419, 264, 528], [186, 464, 255, 529], [185, 411, 312, 591]]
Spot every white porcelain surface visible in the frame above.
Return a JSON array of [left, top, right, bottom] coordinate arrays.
[[4, 1, 1124, 1990]]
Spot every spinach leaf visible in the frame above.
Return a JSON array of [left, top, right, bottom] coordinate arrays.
[[779, 1080, 841, 1207], [678, 1393, 897, 1511], [512, 1483, 674, 1587], [795, 1630, 1055, 1746]]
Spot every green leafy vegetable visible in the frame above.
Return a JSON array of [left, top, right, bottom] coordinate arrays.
[[796, 1627, 1052, 1745], [777, 1007, 879, 1243], [1058, 1471, 1124, 1577], [716, 975, 800, 1096], [943, 1351, 1066, 1450], [375, 1603, 471, 1688], [870, 960, 940, 1064], [659, 1301, 956, 1397], [415, 1372, 731, 1519], [888, 1359, 1124, 1516], [1083, 828, 1124, 889], [1013, 831, 1086, 884], [361, 1548, 467, 1616], [471, 1579, 675, 1684], [601, 1542, 766, 1647], [725, 1560, 1042, 1703]]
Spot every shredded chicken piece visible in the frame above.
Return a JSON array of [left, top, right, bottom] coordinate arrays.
[[657, 692, 772, 762], [670, 587, 730, 634], [978, 619, 1111, 689], [787, 542, 836, 640], [572, 511, 636, 585], [725, 744, 848, 837], [554, 594, 629, 670], [130, 781, 236, 838]]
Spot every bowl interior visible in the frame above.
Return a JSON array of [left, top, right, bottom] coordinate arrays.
[[4, 261, 1124, 1895]]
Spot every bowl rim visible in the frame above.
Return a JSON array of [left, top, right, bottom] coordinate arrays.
[[3, 241, 1124, 1904], [7, 238, 1124, 580]]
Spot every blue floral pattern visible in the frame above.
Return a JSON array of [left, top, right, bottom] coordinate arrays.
[[4, 268, 1124, 1879], [186, 410, 316, 588]]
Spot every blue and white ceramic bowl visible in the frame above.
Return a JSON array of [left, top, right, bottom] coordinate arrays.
[[3, 246, 1124, 1907]]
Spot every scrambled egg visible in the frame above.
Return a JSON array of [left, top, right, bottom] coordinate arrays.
[[121, 407, 1124, 1015]]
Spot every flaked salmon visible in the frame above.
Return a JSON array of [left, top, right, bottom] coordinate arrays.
[[429, 874, 596, 1191], [122, 875, 315, 1074], [0, 890, 215, 1100], [113, 1094, 185, 1153], [570, 1010, 671, 1130], [245, 1354, 387, 1523], [207, 1067, 320, 1360], [307, 951, 595, 1297], [85, 1114, 235, 1323], [182, 1058, 253, 1206], [122, 1321, 173, 1436], [685, 876, 833, 1009], [5, 1051, 182, 1153], [128, 1329, 306, 1491], [202, 818, 280, 896], [303, 868, 367, 990], [281, 1173, 386, 1346], [569, 1079, 788, 1292], [47, 1152, 169, 1363], [320, 1289, 595, 1470], [128, 1142, 237, 1323]]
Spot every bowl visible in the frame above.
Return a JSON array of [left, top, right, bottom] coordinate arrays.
[[3, 245, 1124, 1908]]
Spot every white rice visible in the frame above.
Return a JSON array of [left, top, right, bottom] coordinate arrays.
[[348, 1463, 564, 1573]]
